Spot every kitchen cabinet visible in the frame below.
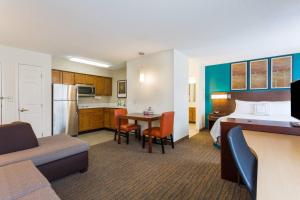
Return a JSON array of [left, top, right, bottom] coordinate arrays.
[[79, 108, 104, 132], [95, 76, 105, 96], [52, 70, 62, 84], [104, 77, 112, 96], [62, 71, 75, 85], [51, 70, 113, 96], [74, 73, 86, 84], [109, 108, 116, 129], [103, 108, 110, 128], [85, 75, 96, 86]]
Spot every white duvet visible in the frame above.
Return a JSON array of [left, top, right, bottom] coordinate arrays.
[[210, 112, 300, 142]]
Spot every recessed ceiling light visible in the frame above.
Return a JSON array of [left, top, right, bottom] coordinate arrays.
[[69, 57, 110, 68]]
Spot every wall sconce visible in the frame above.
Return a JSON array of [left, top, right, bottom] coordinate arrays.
[[211, 93, 231, 100], [139, 72, 145, 83], [189, 77, 196, 84]]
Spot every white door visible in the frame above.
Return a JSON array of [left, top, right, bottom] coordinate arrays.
[[18, 64, 43, 138]]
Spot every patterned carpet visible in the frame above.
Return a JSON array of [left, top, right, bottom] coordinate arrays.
[[52, 132, 251, 200]]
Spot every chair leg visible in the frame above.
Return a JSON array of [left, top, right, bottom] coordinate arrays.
[[142, 135, 145, 148], [138, 127, 141, 141], [126, 133, 129, 144], [160, 138, 165, 154], [170, 134, 174, 149], [114, 129, 117, 141]]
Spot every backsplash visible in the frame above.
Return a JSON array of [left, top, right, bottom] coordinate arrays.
[[78, 96, 127, 107], [78, 96, 111, 104]]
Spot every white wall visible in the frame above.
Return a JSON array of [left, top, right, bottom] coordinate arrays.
[[127, 49, 189, 141], [0, 45, 52, 137], [189, 59, 205, 135], [111, 67, 127, 103], [173, 50, 189, 141]]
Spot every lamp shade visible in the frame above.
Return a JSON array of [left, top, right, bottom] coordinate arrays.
[[211, 93, 231, 100]]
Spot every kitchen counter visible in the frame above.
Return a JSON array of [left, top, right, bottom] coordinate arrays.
[[78, 103, 126, 109]]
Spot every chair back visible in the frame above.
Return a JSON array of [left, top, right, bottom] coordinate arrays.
[[159, 112, 175, 138], [114, 108, 128, 129], [227, 126, 257, 200]]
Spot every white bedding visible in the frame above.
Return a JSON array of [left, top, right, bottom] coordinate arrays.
[[210, 112, 300, 142]]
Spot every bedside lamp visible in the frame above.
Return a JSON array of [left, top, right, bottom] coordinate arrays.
[[211, 93, 231, 100]]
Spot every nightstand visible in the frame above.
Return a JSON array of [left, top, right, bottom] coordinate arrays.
[[208, 113, 229, 130]]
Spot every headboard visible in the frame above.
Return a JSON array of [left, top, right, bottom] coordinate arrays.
[[212, 90, 290, 114]]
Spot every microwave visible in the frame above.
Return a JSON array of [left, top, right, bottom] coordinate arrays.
[[76, 84, 96, 97]]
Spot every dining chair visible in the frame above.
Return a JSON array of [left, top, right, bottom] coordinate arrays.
[[114, 108, 140, 144], [227, 126, 257, 200], [142, 111, 175, 154]]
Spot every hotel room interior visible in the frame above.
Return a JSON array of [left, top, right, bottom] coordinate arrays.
[[0, 0, 300, 200]]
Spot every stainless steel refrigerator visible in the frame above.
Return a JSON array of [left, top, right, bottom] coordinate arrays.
[[52, 84, 78, 136]]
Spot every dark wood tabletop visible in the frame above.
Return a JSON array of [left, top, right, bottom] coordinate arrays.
[[119, 113, 161, 121]]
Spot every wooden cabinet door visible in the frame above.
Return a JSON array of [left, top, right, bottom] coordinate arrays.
[[91, 108, 104, 129], [95, 76, 105, 96], [104, 77, 112, 96], [79, 109, 91, 132], [109, 109, 116, 129], [75, 73, 86, 84], [104, 108, 110, 128], [52, 70, 62, 84], [62, 71, 75, 85], [85, 75, 96, 86]]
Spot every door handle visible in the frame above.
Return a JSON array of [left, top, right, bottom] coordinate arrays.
[[19, 108, 29, 112]]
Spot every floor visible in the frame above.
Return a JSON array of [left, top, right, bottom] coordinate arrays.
[[79, 123, 200, 147], [53, 130, 250, 200], [78, 130, 114, 146]]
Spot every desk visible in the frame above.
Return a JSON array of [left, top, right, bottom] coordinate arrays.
[[221, 118, 300, 182], [118, 113, 161, 153], [244, 130, 300, 200]]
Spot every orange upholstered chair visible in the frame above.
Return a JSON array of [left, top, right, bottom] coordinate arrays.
[[114, 108, 140, 144], [142, 111, 175, 154]]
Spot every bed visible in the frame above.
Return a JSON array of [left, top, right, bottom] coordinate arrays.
[[210, 100, 300, 142]]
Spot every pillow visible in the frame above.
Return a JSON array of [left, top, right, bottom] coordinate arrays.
[[0, 122, 39, 155], [234, 100, 255, 114], [269, 101, 291, 116], [253, 103, 270, 116]]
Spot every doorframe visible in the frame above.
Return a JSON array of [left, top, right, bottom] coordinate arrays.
[[18, 63, 44, 136], [0, 62, 2, 124]]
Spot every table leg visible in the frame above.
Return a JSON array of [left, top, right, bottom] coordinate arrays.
[[148, 120, 152, 153], [118, 117, 121, 144]]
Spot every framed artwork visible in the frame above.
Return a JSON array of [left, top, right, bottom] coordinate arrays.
[[250, 59, 268, 89], [231, 62, 247, 90], [117, 80, 127, 98], [271, 56, 292, 88]]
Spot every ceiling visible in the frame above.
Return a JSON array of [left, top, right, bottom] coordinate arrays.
[[1, 0, 300, 67]]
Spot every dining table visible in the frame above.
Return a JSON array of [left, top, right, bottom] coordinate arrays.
[[117, 113, 161, 153]]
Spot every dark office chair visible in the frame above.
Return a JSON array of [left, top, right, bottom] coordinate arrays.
[[227, 126, 257, 200]]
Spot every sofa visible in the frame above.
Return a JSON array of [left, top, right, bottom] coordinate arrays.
[[0, 160, 60, 200], [0, 122, 89, 199]]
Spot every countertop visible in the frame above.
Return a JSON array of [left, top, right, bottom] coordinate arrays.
[[78, 103, 126, 109]]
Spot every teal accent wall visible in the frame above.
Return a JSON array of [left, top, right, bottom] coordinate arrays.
[[205, 53, 300, 127], [205, 64, 230, 127]]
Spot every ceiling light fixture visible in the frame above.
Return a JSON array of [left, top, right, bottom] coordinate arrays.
[[69, 57, 110, 68]]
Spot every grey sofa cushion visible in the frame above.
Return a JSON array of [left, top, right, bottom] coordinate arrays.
[[18, 186, 60, 200], [0, 134, 89, 167], [0, 122, 38, 155], [0, 160, 50, 200]]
